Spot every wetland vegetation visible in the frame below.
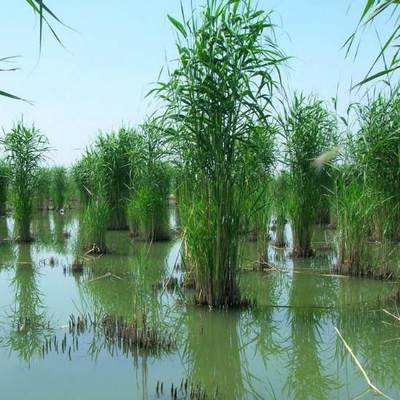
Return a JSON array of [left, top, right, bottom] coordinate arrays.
[[2, 0, 400, 399]]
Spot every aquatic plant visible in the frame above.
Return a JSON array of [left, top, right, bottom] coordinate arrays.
[[155, 0, 285, 307], [34, 167, 52, 211], [271, 171, 289, 248], [241, 125, 276, 265], [51, 166, 67, 211], [77, 151, 109, 254], [127, 119, 171, 241], [346, 0, 400, 85], [94, 128, 137, 230], [0, 159, 9, 215], [0, 121, 48, 242], [332, 167, 377, 276], [353, 93, 400, 241], [80, 198, 108, 254], [281, 94, 337, 257]]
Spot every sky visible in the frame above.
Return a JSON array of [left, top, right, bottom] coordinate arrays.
[[0, 0, 389, 165]]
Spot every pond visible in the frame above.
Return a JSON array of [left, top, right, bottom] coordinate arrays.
[[0, 211, 399, 400]]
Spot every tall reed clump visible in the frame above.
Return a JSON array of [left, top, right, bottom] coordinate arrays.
[[127, 120, 171, 241], [51, 166, 67, 211], [155, 0, 286, 307], [75, 150, 109, 254], [353, 93, 400, 241], [271, 171, 289, 248], [94, 128, 136, 230], [0, 159, 9, 216], [241, 125, 276, 264], [332, 168, 374, 276], [72, 156, 93, 206], [282, 94, 337, 257], [0, 122, 48, 242], [34, 168, 52, 211]]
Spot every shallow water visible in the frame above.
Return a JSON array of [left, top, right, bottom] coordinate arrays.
[[0, 211, 399, 400]]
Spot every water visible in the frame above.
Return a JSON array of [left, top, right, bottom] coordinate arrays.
[[0, 211, 399, 400]]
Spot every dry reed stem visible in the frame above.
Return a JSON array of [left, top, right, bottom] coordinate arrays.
[[383, 309, 400, 322], [334, 327, 392, 400], [86, 272, 122, 283]]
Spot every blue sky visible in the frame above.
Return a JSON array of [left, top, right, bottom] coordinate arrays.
[[0, 0, 388, 165]]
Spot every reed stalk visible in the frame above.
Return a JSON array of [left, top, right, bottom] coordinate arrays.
[[51, 166, 67, 211], [281, 94, 337, 257], [154, 0, 285, 307], [0, 159, 9, 216], [0, 121, 48, 242]]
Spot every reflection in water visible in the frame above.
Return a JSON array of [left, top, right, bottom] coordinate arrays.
[[7, 245, 51, 363], [0, 210, 398, 399], [184, 308, 245, 399], [80, 242, 171, 326], [284, 267, 336, 399]]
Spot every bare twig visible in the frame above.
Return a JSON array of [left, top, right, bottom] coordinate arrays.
[[335, 327, 393, 400], [383, 309, 400, 322]]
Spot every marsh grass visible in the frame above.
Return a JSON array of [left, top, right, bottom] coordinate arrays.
[[282, 94, 337, 257], [34, 168, 52, 211], [127, 119, 171, 241], [1, 121, 48, 242], [80, 198, 109, 254], [75, 150, 109, 254], [271, 172, 289, 248], [0, 159, 9, 215], [353, 93, 400, 241], [241, 125, 276, 265], [95, 128, 136, 230], [51, 166, 67, 211], [155, 0, 286, 307], [333, 173, 374, 276]]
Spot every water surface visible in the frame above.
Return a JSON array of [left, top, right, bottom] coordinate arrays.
[[0, 212, 399, 400]]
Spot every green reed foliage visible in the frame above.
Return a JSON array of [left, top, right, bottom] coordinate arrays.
[[80, 198, 109, 254], [346, 0, 400, 85], [282, 94, 337, 257], [0, 122, 48, 242], [241, 125, 276, 264], [75, 149, 110, 253], [127, 121, 170, 241], [155, 0, 285, 307], [93, 128, 136, 230], [51, 166, 67, 211], [72, 153, 95, 206], [353, 93, 400, 240], [271, 171, 289, 247], [332, 167, 377, 276], [34, 167, 52, 211], [0, 159, 10, 215]]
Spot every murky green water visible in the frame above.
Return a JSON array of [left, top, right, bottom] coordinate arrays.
[[0, 211, 399, 400]]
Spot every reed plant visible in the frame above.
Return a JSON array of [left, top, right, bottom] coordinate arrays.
[[241, 125, 276, 264], [51, 166, 67, 211], [271, 171, 289, 248], [72, 154, 94, 206], [332, 167, 377, 276], [282, 94, 337, 257], [155, 0, 285, 307], [0, 159, 9, 215], [76, 149, 109, 254], [94, 128, 136, 230], [353, 93, 400, 240], [34, 167, 52, 211], [80, 198, 109, 254], [0, 122, 48, 242], [127, 120, 170, 241]]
